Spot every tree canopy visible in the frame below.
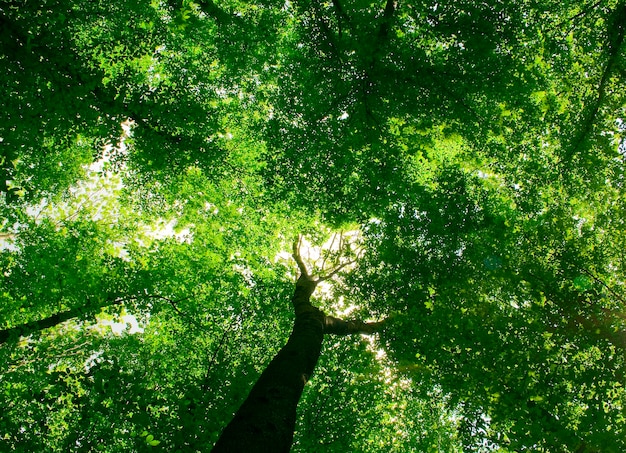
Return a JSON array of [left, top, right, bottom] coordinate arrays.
[[1, 0, 625, 451]]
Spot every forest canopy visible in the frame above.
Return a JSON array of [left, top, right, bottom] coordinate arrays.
[[1, 0, 625, 451]]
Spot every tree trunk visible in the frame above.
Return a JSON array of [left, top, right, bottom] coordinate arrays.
[[212, 275, 323, 452], [212, 249, 384, 452]]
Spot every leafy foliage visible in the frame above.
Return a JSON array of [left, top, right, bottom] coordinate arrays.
[[1, 0, 625, 451]]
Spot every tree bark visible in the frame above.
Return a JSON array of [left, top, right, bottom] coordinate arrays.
[[212, 246, 384, 452]]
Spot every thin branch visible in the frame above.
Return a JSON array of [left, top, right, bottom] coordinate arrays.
[[160, 295, 210, 331], [312, 4, 343, 62], [338, 230, 345, 256], [202, 314, 239, 391], [556, 0, 604, 31], [317, 91, 354, 122], [0, 295, 124, 345], [578, 267, 626, 305], [292, 235, 310, 278], [566, 2, 626, 159], [317, 257, 359, 283], [319, 232, 339, 275], [294, 233, 365, 284], [363, 95, 386, 136], [357, 0, 397, 128]]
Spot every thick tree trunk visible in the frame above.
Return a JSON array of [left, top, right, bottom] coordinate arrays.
[[212, 275, 323, 452], [213, 251, 384, 452]]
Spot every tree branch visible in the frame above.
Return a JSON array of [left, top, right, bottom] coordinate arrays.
[[566, 2, 626, 159], [332, 0, 352, 37], [317, 257, 359, 282], [0, 293, 197, 346], [319, 231, 343, 275], [202, 314, 240, 392], [156, 294, 209, 331], [323, 315, 387, 335], [556, 0, 605, 31], [0, 296, 124, 345], [319, 237, 364, 282], [292, 235, 311, 279], [578, 267, 626, 305]]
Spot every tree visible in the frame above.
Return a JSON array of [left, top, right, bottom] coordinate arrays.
[[213, 237, 385, 451], [1, 0, 625, 451]]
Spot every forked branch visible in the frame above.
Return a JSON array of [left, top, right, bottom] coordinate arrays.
[[317, 258, 359, 282], [293, 233, 363, 284]]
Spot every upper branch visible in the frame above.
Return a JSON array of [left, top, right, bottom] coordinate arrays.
[[317, 258, 358, 282], [378, 0, 397, 40], [566, 2, 626, 158], [292, 235, 311, 279], [331, 0, 352, 37], [293, 233, 364, 284]]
